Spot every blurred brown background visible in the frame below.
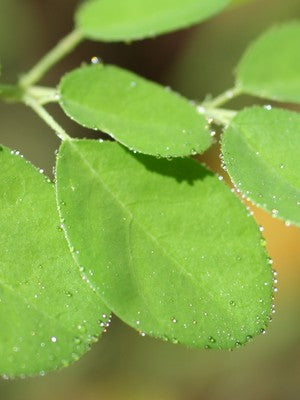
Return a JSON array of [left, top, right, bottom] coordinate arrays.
[[0, 0, 299, 399]]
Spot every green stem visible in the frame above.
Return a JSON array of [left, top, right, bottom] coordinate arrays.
[[24, 95, 71, 141], [0, 84, 23, 103], [19, 30, 83, 88], [197, 106, 237, 126], [203, 86, 242, 108], [27, 86, 59, 105]]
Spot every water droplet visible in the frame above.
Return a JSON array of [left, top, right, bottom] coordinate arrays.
[[171, 318, 177, 324], [91, 56, 101, 65], [264, 104, 272, 111], [229, 300, 236, 307], [208, 336, 216, 343], [51, 336, 57, 343]]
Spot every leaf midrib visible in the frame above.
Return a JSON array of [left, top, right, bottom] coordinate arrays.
[[66, 140, 245, 325]]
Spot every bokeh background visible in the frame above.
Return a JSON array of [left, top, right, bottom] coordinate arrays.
[[0, 0, 299, 399]]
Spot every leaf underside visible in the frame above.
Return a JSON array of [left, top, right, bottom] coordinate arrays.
[[222, 107, 300, 226], [236, 22, 300, 103], [59, 65, 212, 158], [56, 139, 273, 350], [0, 145, 110, 377], [76, 0, 230, 42]]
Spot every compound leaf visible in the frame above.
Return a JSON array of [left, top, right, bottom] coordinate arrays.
[[75, 0, 230, 42], [59, 65, 212, 158], [56, 139, 273, 350], [0, 145, 110, 377], [222, 107, 300, 226], [236, 22, 300, 103]]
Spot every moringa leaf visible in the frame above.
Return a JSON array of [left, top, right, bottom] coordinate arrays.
[[0, 145, 110, 377], [75, 0, 230, 42], [56, 139, 273, 350], [236, 22, 300, 103], [222, 107, 300, 226], [58, 65, 212, 158]]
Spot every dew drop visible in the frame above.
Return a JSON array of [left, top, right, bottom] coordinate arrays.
[[91, 56, 101, 65], [264, 104, 272, 111]]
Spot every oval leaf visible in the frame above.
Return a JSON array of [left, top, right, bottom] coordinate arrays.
[[59, 65, 212, 158], [0, 145, 110, 377], [56, 139, 273, 349], [236, 22, 300, 103], [222, 107, 300, 226], [75, 0, 229, 42]]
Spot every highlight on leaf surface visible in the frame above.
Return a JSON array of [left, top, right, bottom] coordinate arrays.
[[222, 107, 300, 226], [56, 139, 274, 350], [75, 0, 230, 42], [58, 65, 212, 158], [0, 145, 110, 377], [236, 22, 300, 103]]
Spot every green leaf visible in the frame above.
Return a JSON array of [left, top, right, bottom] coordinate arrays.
[[0, 145, 110, 377], [58, 65, 212, 158], [222, 107, 300, 226], [75, 0, 230, 42], [56, 139, 273, 349], [236, 22, 300, 103]]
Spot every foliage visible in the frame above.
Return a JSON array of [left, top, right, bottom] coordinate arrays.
[[0, 0, 298, 378]]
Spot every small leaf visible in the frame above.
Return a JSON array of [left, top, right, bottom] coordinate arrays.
[[0, 145, 110, 377], [236, 22, 300, 103], [59, 65, 212, 158], [222, 107, 300, 226], [75, 0, 229, 42], [56, 139, 273, 349]]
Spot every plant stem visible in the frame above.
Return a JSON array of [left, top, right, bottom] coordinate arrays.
[[24, 95, 71, 141], [197, 106, 237, 126], [27, 86, 59, 105], [19, 30, 83, 88], [203, 86, 242, 108], [0, 84, 23, 103]]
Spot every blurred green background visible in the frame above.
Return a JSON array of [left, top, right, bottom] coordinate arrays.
[[0, 0, 300, 399]]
